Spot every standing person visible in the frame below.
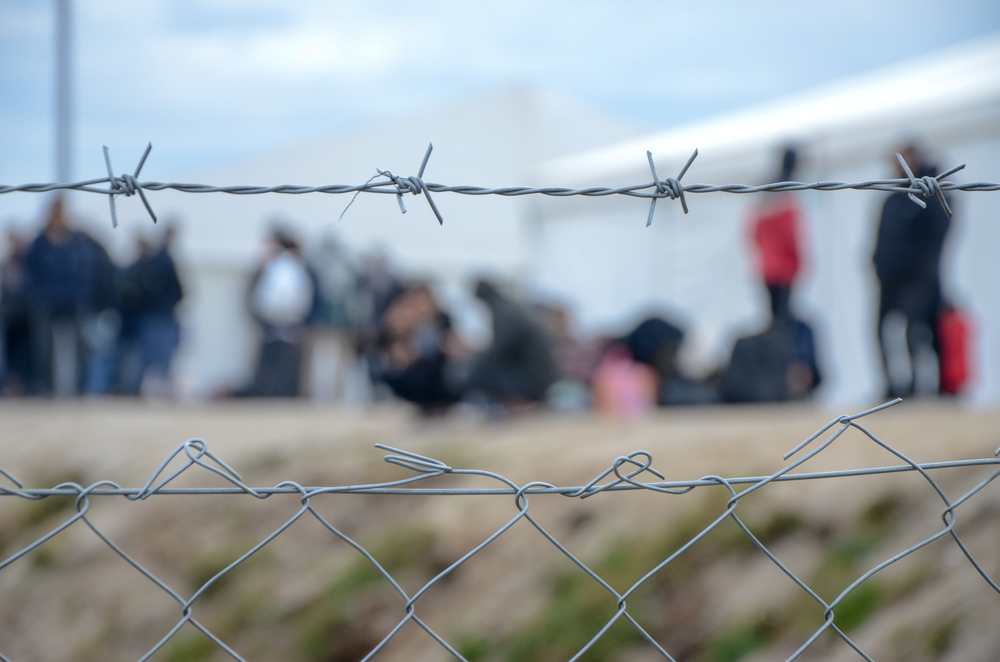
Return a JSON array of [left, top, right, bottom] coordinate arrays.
[[358, 251, 403, 326], [304, 234, 359, 403], [130, 226, 184, 396], [355, 251, 404, 395], [1, 231, 32, 395], [751, 147, 803, 322], [22, 197, 100, 397], [725, 147, 821, 403], [873, 144, 951, 397], [114, 236, 153, 394], [247, 227, 317, 397], [80, 228, 119, 396]]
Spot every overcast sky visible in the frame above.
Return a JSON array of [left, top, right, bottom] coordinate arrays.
[[1, 0, 999, 208]]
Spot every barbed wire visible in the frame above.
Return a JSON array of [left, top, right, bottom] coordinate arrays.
[[1, 399, 998, 662], [2, 143, 997, 228]]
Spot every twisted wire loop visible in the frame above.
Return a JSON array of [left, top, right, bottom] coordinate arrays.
[[646, 148, 698, 225], [894, 152, 960, 218], [102, 143, 157, 228], [374, 142, 445, 224], [3, 143, 995, 227], [0, 401, 998, 661]]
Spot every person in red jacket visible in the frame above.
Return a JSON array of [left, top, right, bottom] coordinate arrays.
[[751, 148, 802, 322], [726, 147, 821, 402]]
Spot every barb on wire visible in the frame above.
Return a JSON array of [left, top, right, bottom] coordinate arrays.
[[0, 403, 998, 662], [646, 148, 697, 225], [375, 143, 444, 224], [102, 143, 157, 228], [3, 143, 995, 228], [895, 151, 960, 218]]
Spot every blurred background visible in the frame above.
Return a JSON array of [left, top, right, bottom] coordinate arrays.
[[1, 1, 999, 410], [3, 4, 1000, 662]]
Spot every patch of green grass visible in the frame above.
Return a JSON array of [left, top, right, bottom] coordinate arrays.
[[506, 598, 642, 662], [212, 585, 273, 638], [367, 526, 438, 576], [296, 526, 439, 662], [889, 561, 937, 600], [20, 494, 77, 528], [705, 616, 778, 662], [926, 615, 960, 657], [754, 511, 806, 545], [826, 532, 881, 569], [724, 509, 808, 554], [805, 493, 902, 606], [10, 471, 88, 539], [503, 495, 743, 662], [31, 544, 60, 569], [188, 545, 270, 599], [831, 582, 882, 631], [860, 493, 903, 529], [502, 541, 647, 662], [455, 635, 492, 662], [0, 471, 86, 562], [162, 631, 217, 662]]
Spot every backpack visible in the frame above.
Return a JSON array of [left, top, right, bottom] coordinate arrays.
[[723, 325, 792, 403]]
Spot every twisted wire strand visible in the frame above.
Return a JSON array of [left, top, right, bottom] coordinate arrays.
[[0, 400, 997, 662], [2, 143, 994, 227]]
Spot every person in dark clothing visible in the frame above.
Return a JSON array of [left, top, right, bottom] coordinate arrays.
[[1, 231, 32, 395], [873, 145, 951, 397], [113, 229, 184, 395], [22, 197, 103, 396], [465, 280, 558, 404], [377, 285, 461, 413], [80, 231, 119, 395], [624, 318, 684, 375], [137, 228, 183, 392], [355, 251, 406, 394]]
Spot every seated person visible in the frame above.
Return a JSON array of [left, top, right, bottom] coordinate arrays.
[[376, 284, 463, 413], [465, 280, 558, 405]]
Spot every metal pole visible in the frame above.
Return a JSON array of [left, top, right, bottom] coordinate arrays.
[[55, 0, 72, 183]]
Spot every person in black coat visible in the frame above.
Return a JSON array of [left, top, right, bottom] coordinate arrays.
[[873, 145, 951, 397], [114, 228, 184, 395], [22, 197, 105, 396], [1, 231, 32, 394], [465, 280, 558, 404], [376, 284, 460, 413]]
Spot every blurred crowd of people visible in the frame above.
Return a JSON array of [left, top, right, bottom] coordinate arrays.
[[0, 197, 182, 398], [0, 142, 967, 410], [237, 225, 564, 412]]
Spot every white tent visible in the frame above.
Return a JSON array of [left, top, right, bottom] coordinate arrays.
[[65, 87, 642, 396], [530, 35, 1000, 406]]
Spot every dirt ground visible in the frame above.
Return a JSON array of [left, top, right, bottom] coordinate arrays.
[[0, 400, 998, 662]]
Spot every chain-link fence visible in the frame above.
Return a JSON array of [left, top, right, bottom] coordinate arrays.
[[1, 399, 998, 662]]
